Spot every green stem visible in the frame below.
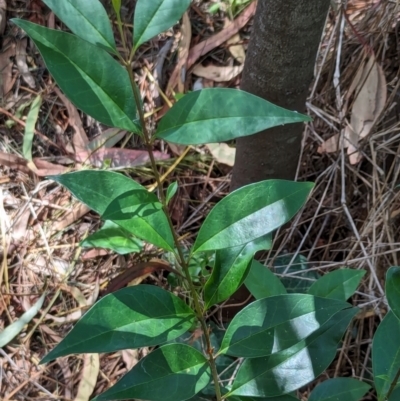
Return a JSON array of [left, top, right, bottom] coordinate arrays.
[[124, 61, 222, 401], [385, 367, 400, 400]]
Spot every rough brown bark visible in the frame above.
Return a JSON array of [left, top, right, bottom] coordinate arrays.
[[231, 0, 330, 190]]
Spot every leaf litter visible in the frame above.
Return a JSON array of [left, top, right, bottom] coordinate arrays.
[[0, 1, 399, 400]]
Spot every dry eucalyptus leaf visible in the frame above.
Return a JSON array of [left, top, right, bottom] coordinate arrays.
[[0, 40, 16, 99], [206, 142, 236, 166], [73, 354, 99, 401], [318, 54, 387, 161], [226, 19, 245, 63], [346, 54, 386, 164], [192, 64, 243, 82], [15, 38, 36, 88]]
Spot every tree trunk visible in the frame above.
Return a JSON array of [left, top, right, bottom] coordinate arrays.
[[224, 1, 331, 318], [231, 0, 330, 190]]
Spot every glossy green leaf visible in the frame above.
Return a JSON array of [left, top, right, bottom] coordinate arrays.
[[372, 311, 400, 400], [204, 236, 270, 309], [386, 266, 400, 321], [193, 180, 313, 253], [244, 259, 287, 299], [93, 344, 211, 401], [80, 221, 142, 255], [228, 308, 358, 397], [42, 0, 116, 53], [134, 0, 191, 49], [41, 285, 196, 364], [166, 181, 178, 204], [229, 395, 299, 401], [156, 89, 310, 145], [308, 269, 366, 301], [12, 20, 140, 133], [51, 170, 174, 251], [23, 94, 42, 162], [273, 254, 319, 293], [219, 294, 352, 358], [308, 378, 370, 401]]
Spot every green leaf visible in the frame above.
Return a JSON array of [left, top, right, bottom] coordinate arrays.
[[41, 285, 196, 364], [308, 378, 370, 401], [229, 395, 299, 401], [102, 189, 162, 220], [23, 94, 42, 162], [42, 0, 116, 53], [51, 170, 175, 251], [80, 221, 143, 255], [244, 259, 287, 299], [308, 269, 366, 301], [12, 20, 140, 133], [156, 89, 310, 145], [228, 308, 358, 397], [166, 181, 178, 205], [133, 0, 191, 49], [193, 180, 313, 253], [204, 236, 270, 309], [93, 344, 211, 401], [112, 0, 121, 15], [219, 294, 352, 358], [386, 267, 400, 321], [372, 311, 400, 400]]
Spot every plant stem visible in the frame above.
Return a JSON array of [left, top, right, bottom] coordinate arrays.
[[124, 62, 222, 401], [385, 366, 400, 400]]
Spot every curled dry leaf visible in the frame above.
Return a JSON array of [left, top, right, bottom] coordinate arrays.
[[15, 38, 36, 89]]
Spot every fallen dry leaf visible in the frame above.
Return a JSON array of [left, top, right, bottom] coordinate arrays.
[[74, 354, 100, 401], [346, 54, 386, 164], [32, 158, 68, 176], [15, 38, 36, 89], [192, 64, 244, 82], [166, 11, 192, 95], [317, 133, 340, 154], [102, 259, 180, 296], [121, 349, 139, 371], [82, 249, 109, 259], [206, 143, 236, 166], [54, 87, 89, 152], [75, 148, 169, 168], [0, 39, 16, 99], [187, 2, 256, 68], [226, 18, 246, 63], [318, 53, 387, 163], [86, 128, 127, 151], [51, 203, 91, 233], [192, 17, 245, 83]]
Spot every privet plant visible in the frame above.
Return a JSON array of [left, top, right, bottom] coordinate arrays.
[[13, 1, 400, 400]]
